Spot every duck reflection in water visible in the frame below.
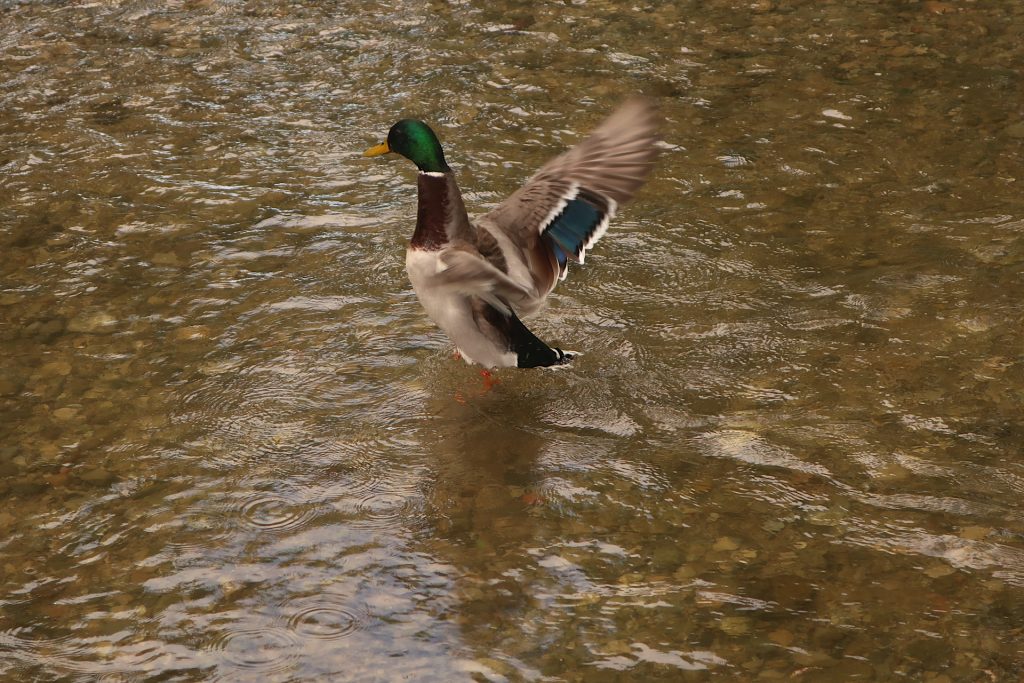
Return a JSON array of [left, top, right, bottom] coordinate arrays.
[[412, 380, 561, 650], [422, 382, 548, 548]]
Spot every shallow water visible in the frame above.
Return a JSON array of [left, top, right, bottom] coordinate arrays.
[[2, 0, 1023, 680]]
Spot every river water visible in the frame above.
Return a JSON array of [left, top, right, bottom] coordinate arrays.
[[2, 0, 1023, 680]]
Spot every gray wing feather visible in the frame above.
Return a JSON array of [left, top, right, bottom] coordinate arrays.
[[481, 98, 659, 301], [485, 98, 660, 237], [436, 248, 534, 316]]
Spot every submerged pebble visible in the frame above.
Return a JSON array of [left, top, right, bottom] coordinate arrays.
[[67, 311, 117, 334]]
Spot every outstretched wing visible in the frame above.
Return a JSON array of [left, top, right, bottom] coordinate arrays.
[[482, 98, 660, 297]]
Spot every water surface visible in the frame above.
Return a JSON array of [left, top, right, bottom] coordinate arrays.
[[2, 0, 1023, 680]]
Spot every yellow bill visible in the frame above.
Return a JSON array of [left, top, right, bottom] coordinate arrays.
[[363, 141, 390, 157]]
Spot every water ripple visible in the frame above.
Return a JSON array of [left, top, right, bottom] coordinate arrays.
[[353, 491, 423, 530], [237, 491, 322, 534], [162, 504, 234, 555], [283, 596, 366, 641], [209, 626, 300, 674]]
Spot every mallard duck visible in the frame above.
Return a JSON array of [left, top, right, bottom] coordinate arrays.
[[364, 99, 659, 368]]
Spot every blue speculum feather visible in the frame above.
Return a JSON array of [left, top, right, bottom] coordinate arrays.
[[551, 242, 569, 267], [543, 196, 603, 261]]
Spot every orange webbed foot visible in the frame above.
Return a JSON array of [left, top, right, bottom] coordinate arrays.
[[480, 369, 500, 392]]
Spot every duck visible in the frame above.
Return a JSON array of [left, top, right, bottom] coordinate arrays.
[[363, 99, 659, 368]]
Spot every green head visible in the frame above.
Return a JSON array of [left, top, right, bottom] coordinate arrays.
[[363, 119, 450, 173]]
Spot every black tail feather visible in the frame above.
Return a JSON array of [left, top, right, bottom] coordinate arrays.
[[478, 304, 573, 368]]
